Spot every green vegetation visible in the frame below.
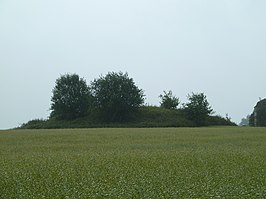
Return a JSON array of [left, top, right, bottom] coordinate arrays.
[[91, 72, 144, 122], [183, 92, 213, 126], [1, 127, 265, 198], [159, 90, 180, 110], [51, 74, 91, 120], [249, 99, 266, 127], [20, 106, 235, 129], [21, 71, 236, 129]]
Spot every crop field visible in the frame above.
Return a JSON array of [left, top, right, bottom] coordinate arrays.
[[0, 127, 266, 198]]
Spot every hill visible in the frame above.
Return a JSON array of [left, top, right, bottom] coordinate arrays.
[[19, 106, 236, 129]]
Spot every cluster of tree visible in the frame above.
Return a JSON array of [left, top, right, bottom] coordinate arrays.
[[158, 90, 213, 126], [49, 72, 215, 126], [51, 72, 144, 122]]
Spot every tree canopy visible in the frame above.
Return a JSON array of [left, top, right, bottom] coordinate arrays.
[[249, 99, 266, 126], [91, 72, 145, 122], [183, 92, 213, 126], [159, 90, 180, 110], [50, 74, 91, 120]]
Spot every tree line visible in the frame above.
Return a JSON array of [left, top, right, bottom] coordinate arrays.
[[49, 72, 215, 126]]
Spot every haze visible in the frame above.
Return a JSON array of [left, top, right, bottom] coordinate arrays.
[[1, 0, 266, 129]]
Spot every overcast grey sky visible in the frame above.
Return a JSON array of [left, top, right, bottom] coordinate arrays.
[[1, 0, 266, 129]]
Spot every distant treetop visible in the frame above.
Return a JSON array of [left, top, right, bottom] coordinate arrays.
[[159, 90, 180, 110]]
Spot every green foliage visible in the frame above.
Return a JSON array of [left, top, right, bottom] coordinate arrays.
[[249, 113, 255, 126], [249, 99, 266, 127], [159, 90, 180, 110], [1, 128, 266, 198], [91, 72, 145, 122], [183, 92, 213, 126], [50, 74, 91, 120], [21, 72, 236, 128], [253, 99, 266, 127], [133, 106, 194, 127], [256, 109, 266, 126], [20, 107, 236, 129], [205, 115, 237, 126], [19, 119, 47, 129]]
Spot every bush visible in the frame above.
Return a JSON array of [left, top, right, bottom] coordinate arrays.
[[205, 115, 237, 126], [20, 119, 47, 129]]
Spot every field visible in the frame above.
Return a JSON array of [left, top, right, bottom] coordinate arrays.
[[0, 127, 265, 198]]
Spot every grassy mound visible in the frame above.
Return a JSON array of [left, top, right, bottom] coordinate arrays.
[[19, 106, 236, 129]]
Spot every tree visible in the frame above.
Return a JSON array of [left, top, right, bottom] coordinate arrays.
[[50, 74, 91, 120], [91, 72, 144, 122], [249, 113, 255, 126], [159, 90, 180, 110], [183, 92, 213, 126], [239, 115, 250, 126], [250, 99, 266, 126]]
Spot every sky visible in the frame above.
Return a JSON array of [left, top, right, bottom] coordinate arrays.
[[1, 0, 266, 129]]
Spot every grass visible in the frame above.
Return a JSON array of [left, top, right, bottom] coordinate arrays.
[[0, 127, 265, 198], [19, 106, 236, 129]]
